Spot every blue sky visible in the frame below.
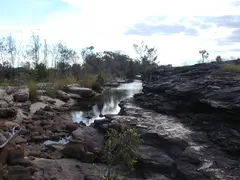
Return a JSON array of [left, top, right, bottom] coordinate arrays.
[[1, 0, 240, 66]]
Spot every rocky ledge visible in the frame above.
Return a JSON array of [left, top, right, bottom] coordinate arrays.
[[129, 60, 240, 179]]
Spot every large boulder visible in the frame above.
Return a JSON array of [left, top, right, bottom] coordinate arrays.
[[13, 89, 29, 102], [62, 143, 85, 160], [71, 126, 104, 152], [66, 84, 95, 98]]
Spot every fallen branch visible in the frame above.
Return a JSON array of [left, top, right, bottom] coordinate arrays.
[[0, 126, 22, 149]]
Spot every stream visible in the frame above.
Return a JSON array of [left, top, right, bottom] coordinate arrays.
[[71, 80, 143, 126]]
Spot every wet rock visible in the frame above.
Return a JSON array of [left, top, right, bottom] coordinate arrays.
[[0, 100, 9, 108], [57, 90, 70, 101], [62, 143, 85, 160], [71, 126, 104, 151]]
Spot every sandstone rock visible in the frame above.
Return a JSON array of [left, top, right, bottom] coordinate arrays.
[[67, 93, 82, 100], [38, 96, 56, 104], [136, 145, 174, 174], [32, 158, 105, 180], [7, 149, 24, 166], [0, 107, 17, 117], [82, 151, 94, 163], [57, 90, 70, 101], [71, 126, 104, 151], [62, 143, 85, 160], [0, 132, 7, 145], [7, 165, 31, 180], [13, 89, 29, 102], [65, 122, 78, 132], [66, 84, 95, 98]]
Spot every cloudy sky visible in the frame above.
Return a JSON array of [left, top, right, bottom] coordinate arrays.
[[1, 0, 240, 66]]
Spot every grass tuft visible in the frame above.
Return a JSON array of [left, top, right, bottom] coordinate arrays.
[[28, 80, 37, 102]]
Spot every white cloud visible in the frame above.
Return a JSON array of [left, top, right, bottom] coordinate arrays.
[[1, 0, 240, 66]]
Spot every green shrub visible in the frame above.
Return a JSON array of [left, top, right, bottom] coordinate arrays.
[[28, 80, 37, 102], [221, 65, 240, 72], [77, 75, 96, 88], [102, 124, 141, 179]]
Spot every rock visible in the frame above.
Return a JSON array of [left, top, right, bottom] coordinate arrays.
[[62, 143, 85, 160], [66, 84, 95, 98], [13, 90, 29, 102], [36, 90, 47, 96], [32, 158, 105, 180], [82, 151, 95, 163], [0, 107, 17, 117], [0, 100, 8, 108], [7, 149, 24, 166], [57, 90, 70, 101], [38, 96, 56, 104], [67, 93, 83, 100], [5, 86, 18, 95], [71, 126, 104, 151], [7, 165, 32, 180], [0, 132, 7, 145], [136, 145, 174, 174], [65, 122, 78, 132]]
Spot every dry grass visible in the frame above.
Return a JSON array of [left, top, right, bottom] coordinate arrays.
[[221, 64, 240, 72]]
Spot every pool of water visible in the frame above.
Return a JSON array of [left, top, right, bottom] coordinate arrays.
[[71, 80, 143, 125]]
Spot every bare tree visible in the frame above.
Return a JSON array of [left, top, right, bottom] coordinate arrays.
[[43, 39, 49, 67], [0, 37, 7, 63], [6, 34, 17, 67], [26, 31, 41, 67], [16, 40, 24, 67]]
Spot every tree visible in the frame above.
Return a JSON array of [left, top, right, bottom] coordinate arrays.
[[26, 31, 41, 67], [133, 41, 158, 72], [199, 50, 209, 63], [0, 37, 7, 63], [16, 40, 24, 67], [57, 43, 78, 75], [6, 34, 17, 67], [43, 39, 49, 67], [102, 124, 141, 179], [216, 55, 222, 62]]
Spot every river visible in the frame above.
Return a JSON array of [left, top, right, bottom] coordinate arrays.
[[71, 80, 143, 125]]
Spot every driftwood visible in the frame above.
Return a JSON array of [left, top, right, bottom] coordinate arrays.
[[0, 126, 22, 149]]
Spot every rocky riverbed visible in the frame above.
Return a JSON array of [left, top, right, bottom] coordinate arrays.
[[0, 62, 240, 180]]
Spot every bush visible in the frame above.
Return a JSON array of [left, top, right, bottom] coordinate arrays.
[[77, 75, 96, 88], [92, 81, 102, 93], [28, 80, 37, 102], [102, 124, 141, 179], [221, 65, 240, 72]]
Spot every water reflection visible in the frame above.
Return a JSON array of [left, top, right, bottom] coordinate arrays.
[[71, 80, 142, 125]]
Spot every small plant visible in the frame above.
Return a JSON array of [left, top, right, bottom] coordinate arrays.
[[102, 124, 141, 180], [28, 80, 37, 102]]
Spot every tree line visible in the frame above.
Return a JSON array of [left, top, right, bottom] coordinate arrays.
[[0, 32, 158, 82]]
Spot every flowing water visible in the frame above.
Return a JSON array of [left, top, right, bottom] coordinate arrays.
[[71, 80, 143, 125]]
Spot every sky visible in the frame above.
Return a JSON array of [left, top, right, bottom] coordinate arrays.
[[1, 0, 240, 66]]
